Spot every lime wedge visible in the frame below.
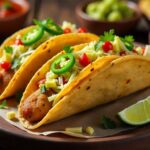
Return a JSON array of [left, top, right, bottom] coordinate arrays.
[[118, 97, 150, 125]]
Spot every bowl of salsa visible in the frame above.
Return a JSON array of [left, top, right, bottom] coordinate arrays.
[[0, 0, 30, 37]]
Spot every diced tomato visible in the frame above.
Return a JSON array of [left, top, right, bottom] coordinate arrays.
[[120, 51, 126, 56], [37, 79, 46, 87], [102, 41, 113, 53], [0, 61, 11, 71], [64, 28, 72, 34], [79, 53, 90, 67], [0, 9, 11, 17], [15, 39, 23, 45], [78, 27, 87, 33]]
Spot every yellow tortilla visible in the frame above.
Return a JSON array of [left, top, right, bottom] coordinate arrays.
[[19, 43, 150, 129], [0, 29, 98, 100]]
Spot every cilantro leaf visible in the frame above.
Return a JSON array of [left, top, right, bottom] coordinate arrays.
[[11, 58, 20, 69], [101, 116, 116, 129], [3, 2, 12, 10], [99, 29, 115, 42], [63, 45, 74, 53], [121, 35, 134, 51], [4, 46, 13, 54], [123, 35, 134, 43], [0, 100, 8, 109], [40, 84, 47, 94]]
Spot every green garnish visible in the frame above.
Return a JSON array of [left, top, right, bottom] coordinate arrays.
[[3, 2, 12, 10], [99, 29, 115, 42], [34, 18, 63, 35], [11, 58, 20, 69], [40, 84, 47, 94], [0, 100, 8, 109], [51, 53, 75, 75], [4, 46, 13, 54], [65, 127, 83, 134], [101, 116, 116, 129], [122, 35, 134, 51], [63, 45, 74, 53]]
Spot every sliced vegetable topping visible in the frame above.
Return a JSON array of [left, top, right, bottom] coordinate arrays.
[[102, 41, 113, 53], [21, 27, 44, 46], [34, 18, 63, 35], [4, 46, 13, 54], [63, 45, 74, 53], [40, 84, 47, 94], [51, 53, 75, 75], [63, 28, 72, 34], [0, 61, 11, 71], [78, 27, 87, 33], [79, 53, 91, 67], [15, 39, 23, 45]]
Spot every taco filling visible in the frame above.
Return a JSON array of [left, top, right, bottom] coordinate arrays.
[[0, 19, 86, 93], [21, 30, 149, 123]]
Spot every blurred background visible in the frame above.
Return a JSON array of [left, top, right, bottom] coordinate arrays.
[[0, 0, 150, 43]]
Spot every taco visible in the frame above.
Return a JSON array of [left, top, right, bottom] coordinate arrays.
[[18, 30, 150, 129], [0, 18, 98, 100]]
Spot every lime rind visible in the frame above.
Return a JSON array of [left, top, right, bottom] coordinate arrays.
[[118, 97, 150, 126]]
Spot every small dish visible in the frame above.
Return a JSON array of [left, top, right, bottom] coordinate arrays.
[[76, 0, 141, 35], [0, 0, 30, 37]]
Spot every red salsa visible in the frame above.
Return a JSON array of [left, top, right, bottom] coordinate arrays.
[[0, 0, 23, 18]]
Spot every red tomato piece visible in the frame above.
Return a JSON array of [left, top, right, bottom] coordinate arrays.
[[79, 53, 90, 67], [78, 27, 87, 33], [15, 39, 23, 45], [102, 41, 113, 53], [0, 61, 11, 71], [64, 28, 72, 34]]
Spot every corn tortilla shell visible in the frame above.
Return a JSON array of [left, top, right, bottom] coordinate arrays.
[[19, 43, 150, 129], [0, 28, 98, 100]]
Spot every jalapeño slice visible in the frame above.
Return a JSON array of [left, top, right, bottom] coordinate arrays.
[[34, 18, 63, 35], [21, 27, 44, 46], [51, 53, 75, 75]]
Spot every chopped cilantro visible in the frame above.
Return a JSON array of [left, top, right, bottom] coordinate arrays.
[[0, 100, 8, 109], [121, 35, 134, 51], [101, 116, 116, 129], [63, 45, 74, 53], [4, 46, 13, 54], [99, 29, 115, 42], [40, 84, 47, 94], [11, 58, 20, 69]]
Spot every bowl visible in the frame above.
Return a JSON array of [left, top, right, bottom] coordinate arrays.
[[76, 0, 142, 35], [0, 0, 30, 38]]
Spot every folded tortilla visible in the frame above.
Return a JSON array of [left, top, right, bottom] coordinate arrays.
[[0, 27, 98, 100], [18, 41, 150, 129]]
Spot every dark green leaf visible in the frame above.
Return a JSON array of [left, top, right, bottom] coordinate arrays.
[[0, 100, 8, 109], [40, 84, 47, 94], [63, 45, 74, 53], [121, 35, 134, 51], [101, 116, 116, 129], [11, 58, 20, 69], [4, 46, 13, 54], [99, 29, 115, 42]]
